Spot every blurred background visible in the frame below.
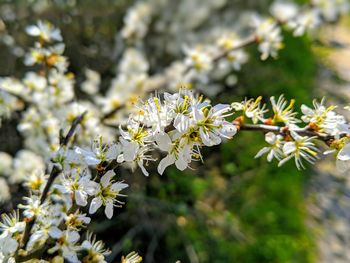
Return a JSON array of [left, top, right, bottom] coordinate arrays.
[[0, 0, 350, 262]]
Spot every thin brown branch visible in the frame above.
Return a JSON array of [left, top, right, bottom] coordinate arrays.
[[237, 123, 348, 144], [101, 105, 122, 121], [182, 35, 256, 76], [213, 35, 257, 63]]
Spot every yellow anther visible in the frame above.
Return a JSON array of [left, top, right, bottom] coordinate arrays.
[[153, 97, 161, 112], [181, 96, 189, 112], [203, 108, 209, 117], [284, 99, 295, 113]]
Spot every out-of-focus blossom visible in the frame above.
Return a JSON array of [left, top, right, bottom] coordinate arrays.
[[26, 20, 62, 42], [270, 0, 299, 22]]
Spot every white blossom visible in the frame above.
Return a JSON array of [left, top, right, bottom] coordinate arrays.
[[18, 196, 47, 219], [0, 211, 25, 237], [0, 235, 18, 257], [288, 9, 321, 37], [279, 131, 318, 169], [89, 170, 128, 219], [57, 171, 96, 207], [270, 1, 298, 22], [48, 227, 80, 263], [26, 20, 62, 42], [81, 232, 111, 263], [271, 95, 299, 124], [193, 104, 236, 146], [255, 132, 284, 162], [253, 17, 283, 60]]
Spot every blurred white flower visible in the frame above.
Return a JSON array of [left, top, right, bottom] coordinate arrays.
[[70, 139, 121, 166], [253, 16, 283, 60], [288, 9, 321, 36], [0, 178, 10, 203], [64, 211, 91, 230], [19, 196, 47, 219], [121, 251, 143, 263], [11, 150, 45, 184], [81, 69, 100, 95], [334, 140, 350, 172], [0, 235, 18, 257], [184, 46, 213, 73], [0, 211, 25, 237], [312, 0, 349, 22], [0, 152, 13, 176], [121, 2, 152, 41], [26, 20, 62, 42], [270, 1, 298, 22]]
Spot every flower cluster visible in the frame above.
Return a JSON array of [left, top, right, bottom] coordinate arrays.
[[4, 86, 350, 262], [0, 21, 110, 158], [121, 2, 152, 42], [0, 88, 237, 262], [2, 89, 350, 261], [118, 90, 237, 175], [0, 21, 116, 205], [0, 116, 141, 262]]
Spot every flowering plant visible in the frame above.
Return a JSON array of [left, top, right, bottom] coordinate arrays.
[[0, 0, 349, 262]]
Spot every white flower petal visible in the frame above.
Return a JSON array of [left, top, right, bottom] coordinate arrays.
[[101, 170, 115, 188], [105, 201, 114, 219], [67, 231, 80, 243], [123, 141, 139, 162], [89, 197, 102, 214], [106, 144, 121, 160], [111, 182, 128, 191], [154, 132, 172, 152], [337, 143, 350, 161], [25, 25, 40, 36], [175, 156, 188, 171], [255, 147, 270, 159], [75, 190, 87, 207], [265, 132, 277, 145], [48, 227, 62, 239], [157, 155, 175, 175]]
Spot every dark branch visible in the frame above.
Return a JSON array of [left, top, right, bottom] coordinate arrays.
[[19, 111, 87, 252]]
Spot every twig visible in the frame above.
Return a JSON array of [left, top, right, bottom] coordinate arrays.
[[214, 35, 257, 62], [19, 111, 87, 252], [101, 105, 122, 121], [237, 123, 348, 144]]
